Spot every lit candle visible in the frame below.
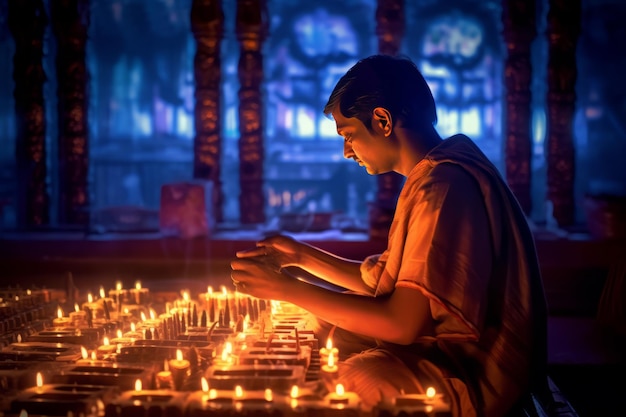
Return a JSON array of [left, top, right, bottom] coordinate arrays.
[[156, 360, 174, 389], [36, 372, 43, 393], [96, 336, 117, 359], [69, 303, 87, 324], [325, 383, 361, 407], [321, 350, 338, 374], [82, 292, 103, 319], [168, 349, 190, 390], [319, 337, 339, 364], [129, 281, 149, 305], [52, 307, 72, 327]]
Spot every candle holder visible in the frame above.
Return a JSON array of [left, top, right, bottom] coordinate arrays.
[[204, 364, 306, 391], [10, 383, 115, 417]]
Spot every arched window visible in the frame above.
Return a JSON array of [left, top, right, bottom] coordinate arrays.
[[405, 1, 505, 170]]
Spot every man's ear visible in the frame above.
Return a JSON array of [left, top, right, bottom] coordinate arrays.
[[372, 107, 392, 136]]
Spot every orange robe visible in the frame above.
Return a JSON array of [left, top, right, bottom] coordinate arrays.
[[360, 134, 548, 417]]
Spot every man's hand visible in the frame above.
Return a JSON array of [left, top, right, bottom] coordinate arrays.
[[230, 255, 296, 301]]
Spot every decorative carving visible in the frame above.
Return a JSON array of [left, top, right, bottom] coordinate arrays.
[[8, 0, 50, 227], [51, 0, 90, 225], [546, 0, 580, 227], [236, 0, 268, 224], [502, 0, 536, 215], [191, 0, 225, 223], [372, 0, 405, 240]]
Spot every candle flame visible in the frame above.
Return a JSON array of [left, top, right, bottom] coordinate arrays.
[[335, 383, 345, 396], [81, 346, 88, 359], [221, 286, 227, 296], [208, 286, 213, 295], [36, 372, 43, 388], [91, 351, 97, 360], [135, 281, 142, 290], [135, 379, 142, 392], [149, 309, 156, 320], [103, 337, 110, 346], [326, 338, 333, 350], [57, 307, 63, 319], [116, 281, 122, 291], [131, 322, 136, 332], [183, 291, 190, 302], [117, 329, 123, 338], [74, 303, 80, 312], [426, 386, 436, 398], [201, 377, 209, 392], [209, 389, 218, 400], [176, 349, 183, 361], [235, 385, 243, 398], [141, 312, 147, 322], [99, 286, 105, 299], [290, 385, 299, 398], [264, 388, 273, 402]]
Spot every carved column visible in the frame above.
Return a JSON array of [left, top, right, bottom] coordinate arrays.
[[371, 0, 405, 240], [502, 0, 536, 215], [546, 0, 580, 227], [236, 0, 267, 224], [51, 0, 90, 225], [8, 0, 50, 227], [191, 0, 225, 223]]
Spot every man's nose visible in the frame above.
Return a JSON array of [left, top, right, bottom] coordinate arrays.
[[343, 141, 354, 159]]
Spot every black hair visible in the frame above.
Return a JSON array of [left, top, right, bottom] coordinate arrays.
[[323, 54, 437, 131]]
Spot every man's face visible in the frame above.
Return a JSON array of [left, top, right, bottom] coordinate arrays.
[[332, 108, 394, 175]]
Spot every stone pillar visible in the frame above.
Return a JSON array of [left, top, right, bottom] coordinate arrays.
[[191, 0, 225, 223], [8, 0, 50, 227], [502, 0, 536, 215], [51, 0, 90, 226], [236, 0, 267, 225], [372, 0, 405, 240], [545, 0, 580, 227]]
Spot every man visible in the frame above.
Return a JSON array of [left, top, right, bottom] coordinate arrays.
[[230, 54, 548, 417]]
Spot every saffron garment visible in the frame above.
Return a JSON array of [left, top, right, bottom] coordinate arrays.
[[353, 134, 548, 417]]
